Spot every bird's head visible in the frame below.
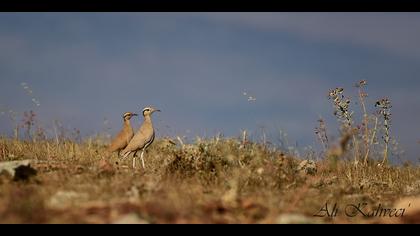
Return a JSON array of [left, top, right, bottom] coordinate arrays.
[[142, 107, 161, 117], [123, 112, 138, 121]]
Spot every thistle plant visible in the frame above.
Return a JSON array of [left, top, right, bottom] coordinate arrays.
[[375, 98, 392, 165], [355, 80, 376, 164], [328, 87, 359, 165], [355, 80, 368, 143], [328, 87, 353, 128], [323, 82, 400, 166]]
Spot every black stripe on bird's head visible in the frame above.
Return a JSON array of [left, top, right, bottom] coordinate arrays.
[[142, 107, 161, 116], [123, 112, 138, 120]]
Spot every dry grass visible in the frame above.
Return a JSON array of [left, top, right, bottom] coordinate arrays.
[[1, 81, 418, 224], [1, 137, 419, 224]]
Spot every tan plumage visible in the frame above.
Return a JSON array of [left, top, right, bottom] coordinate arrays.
[[121, 107, 160, 169], [107, 112, 138, 156]]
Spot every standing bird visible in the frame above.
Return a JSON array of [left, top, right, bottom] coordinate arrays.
[[121, 107, 160, 169], [107, 112, 138, 157]]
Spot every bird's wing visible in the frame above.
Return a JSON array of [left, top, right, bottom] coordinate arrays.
[[107, 129, 129, 152], [124, 128, 153, 152], [108, 124, 134, 152]]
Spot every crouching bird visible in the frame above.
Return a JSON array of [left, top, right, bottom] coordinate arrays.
[[120, 107, 160, 169]]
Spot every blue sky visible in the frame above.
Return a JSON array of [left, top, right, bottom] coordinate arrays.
[[0, 13, 419, 162]]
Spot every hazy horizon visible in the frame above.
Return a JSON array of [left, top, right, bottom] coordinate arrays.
[[0, 13, 419, 163]]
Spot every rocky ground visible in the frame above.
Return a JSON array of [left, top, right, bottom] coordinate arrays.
[[1, 138, 419, 224]]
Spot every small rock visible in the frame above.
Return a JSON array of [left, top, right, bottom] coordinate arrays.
[[13, 165, 37, 181], [112, 213, 149, 224], [0, 160, 37, 181], [276, 213, 323, 224], [297, 160, 317, 175], [0, 160, 31, 175]]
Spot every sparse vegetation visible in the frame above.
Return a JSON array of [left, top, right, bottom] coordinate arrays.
[[375, 98, 392, 165], [324, 81, 400, 167], [0, 81, 419, 224], [0, 137, 419, 224]]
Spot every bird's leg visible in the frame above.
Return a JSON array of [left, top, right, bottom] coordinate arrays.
[[140, 149, 145, 169], [121, 151, 131, 159], [132, 151, 139, 169]]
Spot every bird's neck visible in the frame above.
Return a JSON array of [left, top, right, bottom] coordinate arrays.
[[143, 115, 152, 124], [124, 119, 131, 126]]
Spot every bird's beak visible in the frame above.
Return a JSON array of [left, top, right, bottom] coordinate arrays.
[[132, 113, 139, 116], [154, 109, 161, 112]]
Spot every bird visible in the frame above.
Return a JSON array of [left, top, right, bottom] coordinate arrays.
[[120, 107, 160, 169], [107, 112, 138, 157]]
